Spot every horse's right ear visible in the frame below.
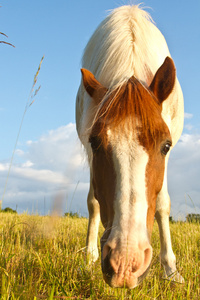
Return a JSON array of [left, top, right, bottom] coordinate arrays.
[[81, 68, 107, 103]]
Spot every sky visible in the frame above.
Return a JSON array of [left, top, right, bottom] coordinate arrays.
[[0, 0, 200, 219]]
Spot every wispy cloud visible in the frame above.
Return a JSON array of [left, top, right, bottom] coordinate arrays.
[[0, 123, 89, 215], [184, 124, 193, 131], [184, 112, 193, 119]]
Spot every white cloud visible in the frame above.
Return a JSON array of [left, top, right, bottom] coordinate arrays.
[[168, 133, 200, 219], [24, 123, 86, 175], [15, 149, 25, 156], [184, 112, 194, 132], [184, 124, 193, 131], [0, 124, 199, 220], [184, 112, 193, 119], [0, 123, 89, 215], [22, 160, 34, 168]]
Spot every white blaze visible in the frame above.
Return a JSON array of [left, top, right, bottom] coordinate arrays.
[[108, 128, 149, 244]]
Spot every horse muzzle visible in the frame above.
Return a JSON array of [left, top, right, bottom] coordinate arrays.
[[101, 237, 152, 288]]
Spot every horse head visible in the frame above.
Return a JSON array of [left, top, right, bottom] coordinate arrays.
[[81, 57, 176, 288]]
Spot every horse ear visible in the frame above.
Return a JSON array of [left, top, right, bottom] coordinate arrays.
[[81, 68, 107, 102], [149, 57, 176, 104]]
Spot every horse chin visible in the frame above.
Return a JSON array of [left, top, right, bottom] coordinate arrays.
[[137, 263, 151, 285], [103, 273, 139, 289], [102, 268, 150, 289]]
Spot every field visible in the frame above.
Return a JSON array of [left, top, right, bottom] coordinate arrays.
[[0, 212, 199, 299]]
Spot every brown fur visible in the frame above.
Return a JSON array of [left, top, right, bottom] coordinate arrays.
[[91, 77, 167, 149]]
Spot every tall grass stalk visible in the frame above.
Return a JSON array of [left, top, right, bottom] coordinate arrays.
[[0, 32, 15, 47], [1, 56, 44, 206]]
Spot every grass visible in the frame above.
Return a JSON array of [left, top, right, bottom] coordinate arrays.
[[0, 213, 199, 299]]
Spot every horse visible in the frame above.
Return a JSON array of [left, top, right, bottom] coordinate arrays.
[[76, 5, 184, 288]]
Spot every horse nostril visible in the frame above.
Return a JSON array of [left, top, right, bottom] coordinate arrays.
[[102, 246, 114, 278], [103, 244, 112, 260]]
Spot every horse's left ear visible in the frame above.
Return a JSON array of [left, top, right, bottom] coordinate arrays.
[[149, 57, 176, 104]]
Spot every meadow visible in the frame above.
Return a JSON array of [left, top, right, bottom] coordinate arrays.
[[0, 212, 199, 299]]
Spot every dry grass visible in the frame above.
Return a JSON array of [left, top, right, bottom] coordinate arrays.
[[0, 212, 199, 299]]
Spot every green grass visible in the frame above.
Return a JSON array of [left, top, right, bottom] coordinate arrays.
[[0, 213, 199, 299]]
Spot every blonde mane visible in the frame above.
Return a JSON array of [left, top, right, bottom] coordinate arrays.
[[82, 5, 170, 91]]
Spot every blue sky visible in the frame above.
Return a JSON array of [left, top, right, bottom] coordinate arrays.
[[0, 0, 200, 217]]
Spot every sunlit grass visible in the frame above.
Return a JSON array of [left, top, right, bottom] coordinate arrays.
[[0, 213, 199, 299]]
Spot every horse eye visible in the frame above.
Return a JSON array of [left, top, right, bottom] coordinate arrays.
[[161, 142, 171, 156], [89, 136, 101, 151]]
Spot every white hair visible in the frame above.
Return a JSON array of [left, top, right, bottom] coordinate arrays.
[[82, 5, 170, 90]]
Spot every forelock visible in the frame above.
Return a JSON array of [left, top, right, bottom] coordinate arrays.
[[90, 78, 168, 148]]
